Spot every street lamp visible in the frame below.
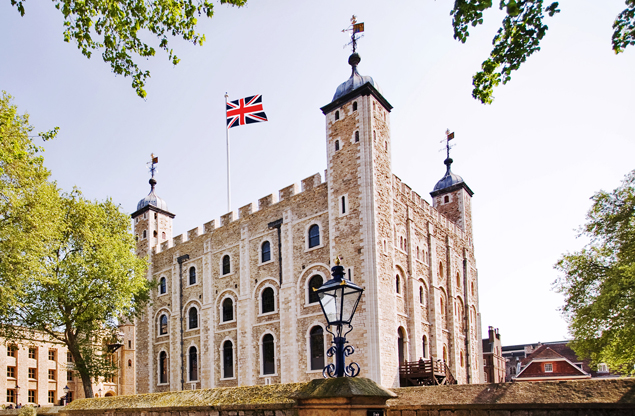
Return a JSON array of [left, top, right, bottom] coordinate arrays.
[[97, 388, 102, 398], [63, 385, 70, 405], [315, 257, 364, 378], [14, 385, 20, 405]]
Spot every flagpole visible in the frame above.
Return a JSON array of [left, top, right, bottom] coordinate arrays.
[[225, 93, 231, 213]]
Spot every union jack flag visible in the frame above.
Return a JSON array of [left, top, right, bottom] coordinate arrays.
[[226, 95, 268, 129]]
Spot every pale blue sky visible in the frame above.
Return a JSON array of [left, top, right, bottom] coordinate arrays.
[[1, 0, 634, 346]]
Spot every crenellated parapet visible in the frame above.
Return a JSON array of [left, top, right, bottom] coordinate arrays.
[[153, 173, 324, 255]]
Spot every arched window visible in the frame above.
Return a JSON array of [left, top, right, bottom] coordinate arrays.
[[159, 277, 166, 295], [397, 327, 406, 364], [395, 275, 400, 294], [439, 261, 444, 278], [222, 255, 231, 275], [222, 298, 234, 322], [262, 334, 275, 375], [335, 140, 340, 151], [308, 275, 323, 304], [153, 230, 158, 237], [261, 241, 271, 263], [308, 224, 320, 248], [159, 351, 168, 384], [444, 195, 449, 203], [422, 335, 428, 358], [142, 230, 147, 239], [188, 307, 198, 329], [419, 286, 424, 304], [261, 287, 275, 314], [335, 110, 340, 120], [159, 314, 168, 335], [354, 131, 359, 142], [188, 346, 198, 381], [162, 231, 166, 239], [223, 340, 234, 378], [189, 267, 196, 285], [310, 326, 324, 370], [352, 101, 357, 111], [128, 359, 132, 367]]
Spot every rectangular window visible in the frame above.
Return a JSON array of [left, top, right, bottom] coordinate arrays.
[[598, 363, 609, 373], [48, 349, 56, 361], [48, 391, 55, 404], [544, 363, 553, 373], [28, 389, 36, 404], [341, 195, 346, 214], [67, 392, 74, 403], [28, 367, 37, 379], [67, 371, 73, 381], [49, 369, 56, 380], [7, 389, 16, 404], [28, 347, 37, 359], [7, 366, 16, 378], [7, 346, 16, 357], [67, 352, 73, 362]]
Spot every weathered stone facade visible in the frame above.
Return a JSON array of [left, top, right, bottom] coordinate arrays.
[[1, 325, 135, 407], [133, 54, 483, 392]]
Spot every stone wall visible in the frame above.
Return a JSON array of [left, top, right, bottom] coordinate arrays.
[[49, 378, 635, 416]]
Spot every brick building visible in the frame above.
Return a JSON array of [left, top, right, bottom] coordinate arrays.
[[1, 324, 135, 407], [482, 326, 505, 383], [133, 52, 483, 392]]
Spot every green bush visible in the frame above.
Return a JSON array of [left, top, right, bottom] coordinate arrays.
[[18, 406, 37, 416]]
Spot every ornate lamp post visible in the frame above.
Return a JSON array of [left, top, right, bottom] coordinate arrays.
[[315, 257, 364, 378], [63, 385, 70, 405], [14, 385, 20, 405]]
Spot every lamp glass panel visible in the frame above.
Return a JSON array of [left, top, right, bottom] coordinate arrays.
[[318, 291, 338, 324], [342, 286, 362, 323]]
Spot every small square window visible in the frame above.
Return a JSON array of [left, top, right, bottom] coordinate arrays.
[[48, 391, 55, 404], [48, 369, 56, 380], [28, 347, 37, 359], [48, 349, 56, 361], [544, 363, 553, 373], [29, 367, 37, 379], [7, 366, 16, 378], [7, 345, 17, 357], [67, 371, 73, 381], [28, 389, 36, 404]]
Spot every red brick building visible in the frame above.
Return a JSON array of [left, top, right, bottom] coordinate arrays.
[[514, 344, 591, 382]]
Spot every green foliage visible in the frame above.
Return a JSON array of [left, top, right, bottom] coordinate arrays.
[[452, 0, 560, 104], [9, 0, 247, 98], [555, 169, 635, 375], [18, 405, 36, 416], [0, 92, 60, 329], [452, 1, 635, 104], [0, 93, 150, 397], [0, 189, 150, 397]]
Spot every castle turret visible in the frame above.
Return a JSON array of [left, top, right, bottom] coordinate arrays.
[[131, 167, 175, 257], [430, 154, 474, 235]]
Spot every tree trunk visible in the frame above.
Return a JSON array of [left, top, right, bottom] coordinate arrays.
[[65, 330, 94, 399]]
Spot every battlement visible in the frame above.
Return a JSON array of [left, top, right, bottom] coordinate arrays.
[[153, 173, 324, 255], [391, 174, 467, 242]]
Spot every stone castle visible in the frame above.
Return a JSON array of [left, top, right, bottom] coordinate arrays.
[[132, 52, 483, 392]]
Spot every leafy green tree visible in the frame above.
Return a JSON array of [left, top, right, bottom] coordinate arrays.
[[452, 0, 635, 104], [9, 0, 247, 98], [0, 92, 59, 323], [555, 169, 635, 375], [0, 189, 150, 399]]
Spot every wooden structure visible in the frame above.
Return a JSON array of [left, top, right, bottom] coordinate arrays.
[[399, 359, 457, 386]]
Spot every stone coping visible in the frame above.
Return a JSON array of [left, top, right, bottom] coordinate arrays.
[[291, 377, 396, 400], [0, 407, 61, 415], [388, 379, 635, 409], [63, 383, 306, 413]]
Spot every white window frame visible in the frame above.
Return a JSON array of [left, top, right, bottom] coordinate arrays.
[[305, 272, 327, 307], [219, 253, 234, 277], [259, 239, 274, 266], [186, 344, 199, 382], [185, 304, 200, 331], [544, 363, 553, 373], [305, 323, 329, 373], [186, 265, 199, 287], [157, 349, 169, 386], [260, 331, 278, 377], [218, 293, 237, 325], [305, 221, 324, 252], [258, 283, 278, 316]]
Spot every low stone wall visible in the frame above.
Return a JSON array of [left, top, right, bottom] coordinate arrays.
[[47, 378, 635, 416], [388, 379, 635, 415], [0, 407, 60, 415]]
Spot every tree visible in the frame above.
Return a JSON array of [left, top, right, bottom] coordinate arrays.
[[555, 169, 635, 375], [9, 0, 247, 99], [451, 0, 635, 104], [0, 189, 150, 399], [0, 92, 59, 323]]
